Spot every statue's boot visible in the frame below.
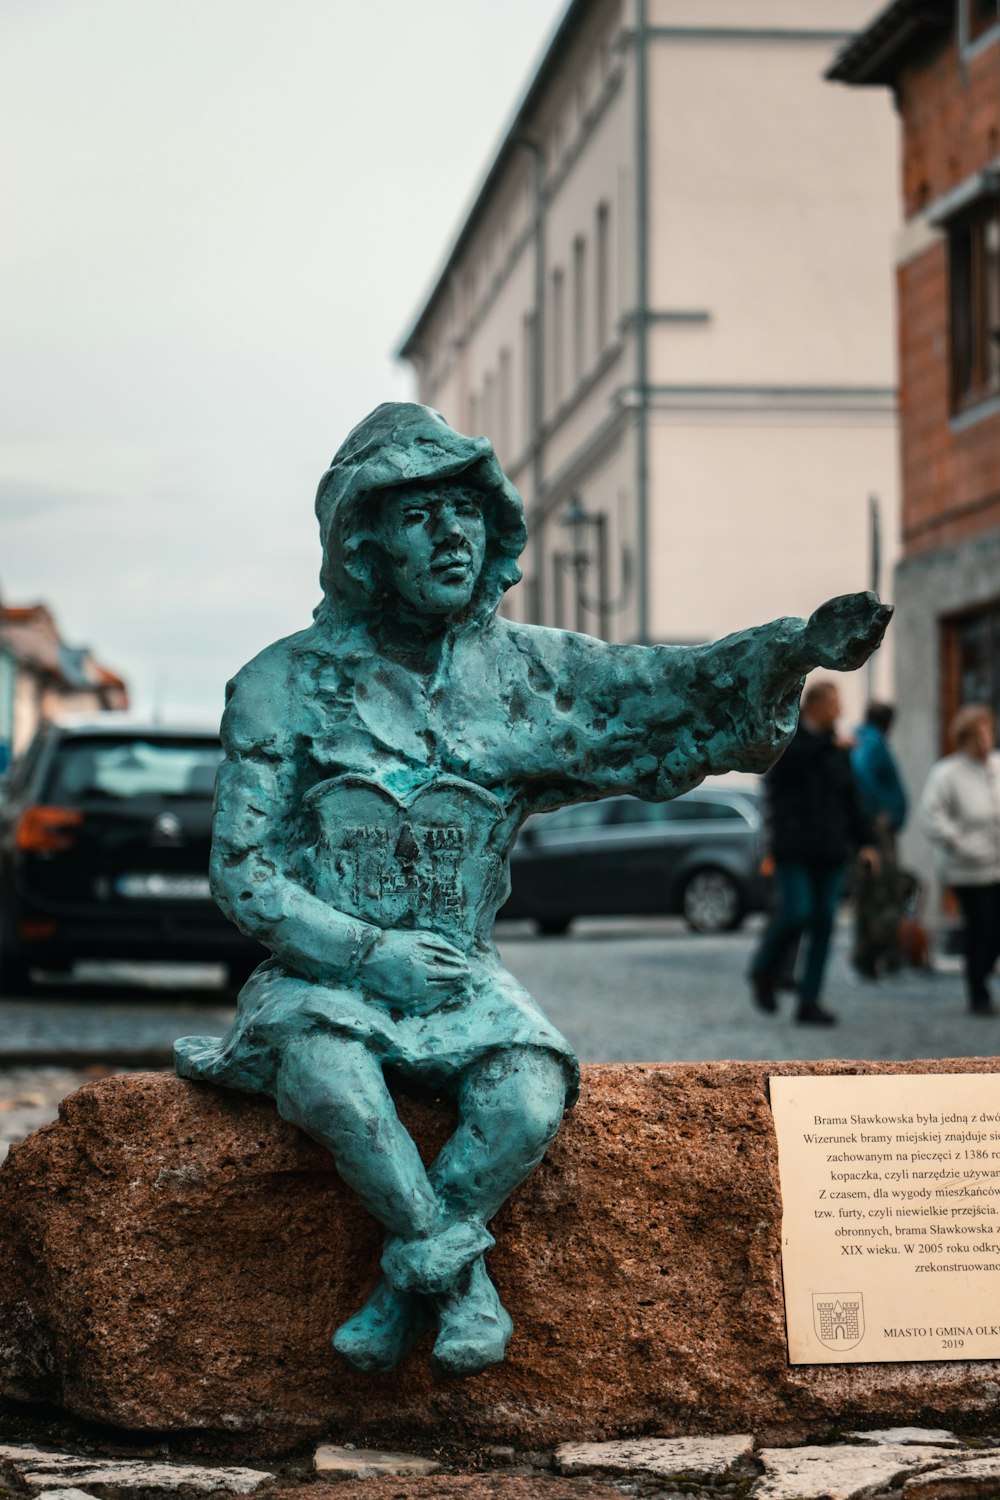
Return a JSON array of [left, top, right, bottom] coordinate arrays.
[[332, 1276, 431, 1373], [382, 1219, 494, 1297], [431, 1257, 513, 1377]]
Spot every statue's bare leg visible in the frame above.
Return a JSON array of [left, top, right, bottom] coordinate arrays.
[[275, 1034, 439, 1234], [274, 1034, 441, 1371], [383, 1045, 569, 1375]]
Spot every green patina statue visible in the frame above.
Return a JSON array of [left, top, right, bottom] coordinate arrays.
[[175, 402, 890, 1378]]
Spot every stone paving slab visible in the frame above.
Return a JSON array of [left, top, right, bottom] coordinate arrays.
[[313, 1447, 441, 1478], [0, 1445, 272, 1495], [37, 1490, 102, 1500], [554, 1435, 754, 1478], [849, 1427, 961, 1446], [306, 1483, 621, 1500], [904, 1454, 1000, 1496], [754, 1443, 988, 1500], [7, 1436, 1000, 1500]]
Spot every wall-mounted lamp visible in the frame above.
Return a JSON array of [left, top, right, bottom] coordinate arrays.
[[552, 494, 632, 638]]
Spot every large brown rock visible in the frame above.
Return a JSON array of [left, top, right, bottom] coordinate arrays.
[[3, 1062, 1000, 1451]]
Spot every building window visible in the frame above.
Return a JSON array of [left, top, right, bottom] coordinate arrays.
[[522, 312, 536, 445], [595, 202, 611, 351], [967, 0, 999, 43], [551, 267, 565, 405], [498, 348, 511, 459], [943, 604, 1000, 744], [483, 371, 495, 441], [950, 195, 1000, 412], [572, 236, 587, 383]]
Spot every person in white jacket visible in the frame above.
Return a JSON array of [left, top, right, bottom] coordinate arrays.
[[920, 705, 1000, 1014]]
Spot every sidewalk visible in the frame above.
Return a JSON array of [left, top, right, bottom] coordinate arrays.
[[0, 1064, 131, 1162], [0, 961, 233, 1065]]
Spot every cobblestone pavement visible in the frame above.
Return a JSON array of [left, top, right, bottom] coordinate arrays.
[[0, 962, 234, 1060], [2, 1427, 1000, 1500], [495, 914, 982, 1065], [0, 922, 986, 1070], [0, 1064, 135, 1161], [0, 919, 987, 1160]]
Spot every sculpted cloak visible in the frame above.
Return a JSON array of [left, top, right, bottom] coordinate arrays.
[[174, 403, 832, 1099]]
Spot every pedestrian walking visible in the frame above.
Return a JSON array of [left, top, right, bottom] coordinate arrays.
[[750, 681, 878, 1025], [850, 702, 908, 979], [920, 705, 1000, 1015]]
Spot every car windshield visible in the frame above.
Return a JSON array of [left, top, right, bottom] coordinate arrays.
[[47, 738, 223, 801]]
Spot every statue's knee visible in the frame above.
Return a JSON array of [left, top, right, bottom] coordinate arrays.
[[275, 1039, 380, 1129], [487, 1049, 567, 1146], [522, 1057, 569, 1143]]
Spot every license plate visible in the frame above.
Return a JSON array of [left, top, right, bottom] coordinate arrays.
[[116, 873, 212, 900]]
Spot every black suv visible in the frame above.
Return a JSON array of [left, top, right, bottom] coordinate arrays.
[[0, 717, 264, 993]]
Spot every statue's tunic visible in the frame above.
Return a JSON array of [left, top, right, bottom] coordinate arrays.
[[175, 608, 809, 1104]]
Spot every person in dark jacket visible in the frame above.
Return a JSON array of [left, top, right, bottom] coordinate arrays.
[[750, 680, 877, 1024]]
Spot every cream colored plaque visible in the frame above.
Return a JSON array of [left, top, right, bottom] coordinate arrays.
[[770, 1073, 1000, 1364]]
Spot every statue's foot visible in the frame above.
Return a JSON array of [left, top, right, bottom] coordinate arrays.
[[332, 1276, 431, 1373], [381, 1219, 495, 1296], [431, 1258, 513, 1378]]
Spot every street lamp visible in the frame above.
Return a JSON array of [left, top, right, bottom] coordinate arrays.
[[553, 494, 631, 638]]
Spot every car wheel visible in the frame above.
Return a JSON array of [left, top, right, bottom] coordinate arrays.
[[536, 916, 573, 937], [681, 868, 744, 934], [0, 946, 35, 995]]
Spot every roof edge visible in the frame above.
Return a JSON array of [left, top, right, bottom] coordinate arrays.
[[826, 0, 953, 85], [396, 0, 592, 361]]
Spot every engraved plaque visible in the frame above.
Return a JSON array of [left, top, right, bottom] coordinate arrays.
[[770, 1073, 1000, 1364]]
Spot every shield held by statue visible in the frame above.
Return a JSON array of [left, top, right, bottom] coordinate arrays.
[[303, 773, 508, 948]]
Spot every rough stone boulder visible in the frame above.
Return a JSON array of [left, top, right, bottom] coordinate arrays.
[[2, 1061, 1000, 1452]]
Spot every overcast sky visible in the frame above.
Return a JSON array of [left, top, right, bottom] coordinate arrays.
[[1, 0, 565, 720]]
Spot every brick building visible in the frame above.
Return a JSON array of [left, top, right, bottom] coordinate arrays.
[[829, 0, 1000, 899], [0, 601, 128, 771]]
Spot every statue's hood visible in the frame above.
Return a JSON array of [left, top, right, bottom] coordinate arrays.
[[314, 403, 526, 625]]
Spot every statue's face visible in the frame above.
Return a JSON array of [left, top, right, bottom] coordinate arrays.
[[379, 484, 487, 616]]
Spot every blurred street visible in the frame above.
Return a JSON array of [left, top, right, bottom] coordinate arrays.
[[0, 916, 984, 1161], [499, 916, 975, 1064]]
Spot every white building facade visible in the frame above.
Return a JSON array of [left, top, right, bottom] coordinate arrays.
[[399, 0, 900, 718]]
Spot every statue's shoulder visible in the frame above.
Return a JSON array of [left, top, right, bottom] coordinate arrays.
[[228, 628, 313, 695], [496, 618, 612, 687], [494, 617, 581, 668], [223, 628, 318, 749]]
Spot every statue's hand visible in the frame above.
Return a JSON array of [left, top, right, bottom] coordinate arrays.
[[363, 928, 470, 1012], [804, 592, 893, 673]]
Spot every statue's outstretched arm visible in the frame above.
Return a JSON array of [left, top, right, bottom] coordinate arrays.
[[672, 591, 893, 785], [737, 591, 894, 683], [518, 592, 891, 811]]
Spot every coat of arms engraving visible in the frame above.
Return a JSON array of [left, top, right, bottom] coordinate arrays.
[[813, 1293, 865, 1351]]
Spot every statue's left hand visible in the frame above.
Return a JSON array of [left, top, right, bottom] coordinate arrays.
[[804, 592, 893, 673], [363, 927, 470, 1013]]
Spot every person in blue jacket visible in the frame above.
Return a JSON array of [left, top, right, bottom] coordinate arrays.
[[850, 702, 908, 978]]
